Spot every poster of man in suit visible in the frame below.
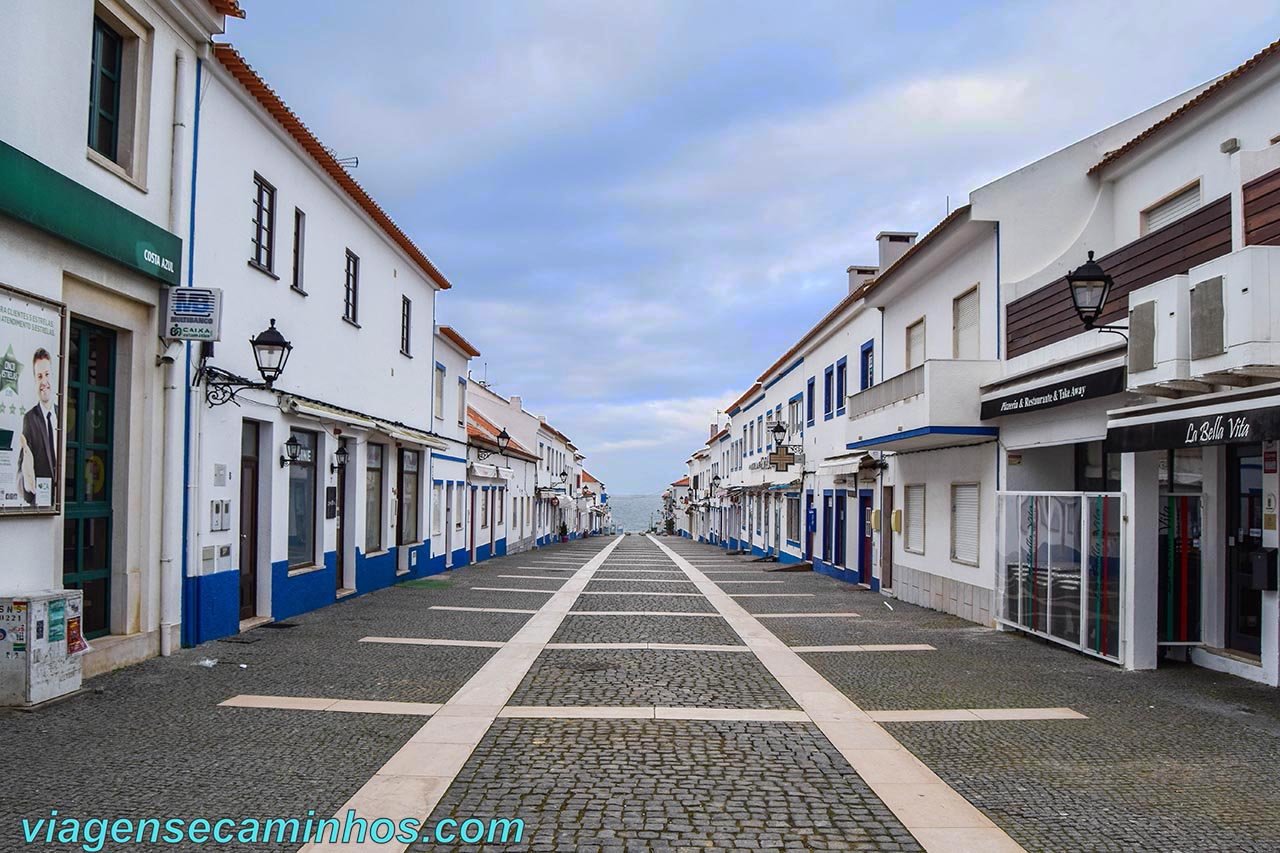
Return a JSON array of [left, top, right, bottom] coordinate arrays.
[[0, 285, 64, 512]]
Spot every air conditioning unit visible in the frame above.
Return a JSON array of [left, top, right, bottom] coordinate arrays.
[[159, 287, 223, 341], [1189, 246, 1280, 382], [1127, 274, 1190, 392]]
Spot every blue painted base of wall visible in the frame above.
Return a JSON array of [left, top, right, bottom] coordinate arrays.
[[750, 544, 764, 557], [496, 537, 507, 557], [476, 543, 491, 563], [189, 570, 240, 645], [451, 547, 470, 568], [728, 538, 739, 550], [777, 550, 803, 566]]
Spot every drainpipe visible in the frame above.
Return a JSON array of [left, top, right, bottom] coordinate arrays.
[[159, 49, 189, 656]]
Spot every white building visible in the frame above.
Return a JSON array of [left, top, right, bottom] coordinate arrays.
[[0, 0, 236, 676], [183, 43, 450, 640], [429, 326, 478, 571]]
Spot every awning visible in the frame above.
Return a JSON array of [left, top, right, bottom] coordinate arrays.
[[981, 362, 1127, 420], [281, 396, 376, 430], [379, 422, 448, 451], [817, 453, 864, 476], [1107, 391, 1280, 452], [469, 462, 511, 480]]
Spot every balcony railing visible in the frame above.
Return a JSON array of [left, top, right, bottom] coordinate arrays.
[[846, 365, 924, 419]]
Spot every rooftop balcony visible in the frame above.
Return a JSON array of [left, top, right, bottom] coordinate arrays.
[[845, 359, 1001, 451]]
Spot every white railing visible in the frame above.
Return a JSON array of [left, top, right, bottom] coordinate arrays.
[[846, 365, 923, 419], [996, 491, 1125, 664]]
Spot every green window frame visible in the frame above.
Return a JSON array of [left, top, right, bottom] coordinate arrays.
[[88, 16, 124, 161]]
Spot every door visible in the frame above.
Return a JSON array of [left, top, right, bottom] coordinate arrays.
[[489, 490, 496, 555], [834, 491, 848, 568], [444, 484, 453, 568], [63, 320, 115, 638], [774, 497, 782, 555], [880, 485, 894, 589], [805, 493, 814, 561], [858, 491, 873, 585], [1227, 444, 1264, 655], [335, 438, 347, 592], [239, 422, 260, 620], [469, 487, 477, 562], [821, 495, 833, 562]]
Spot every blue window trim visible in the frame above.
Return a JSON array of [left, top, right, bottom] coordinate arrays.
[[762, 356, 803, 390], [859, 339, 874, 391], [835, 357, 847, 417], [787, 391, 803, 403], [458, 376, 466, 385], [823, 366, 834, 421], [806, 377, 816, 427], [435, 361, 446, 372], [845, 425, 999, 449]]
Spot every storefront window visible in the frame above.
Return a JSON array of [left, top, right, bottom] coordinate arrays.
[[287, 429, 317, 567], [398, 449, 420, 544], [365, 444, 384, 553], [1157, 448, 1204, 493], [1074, 441, 1121, 492]]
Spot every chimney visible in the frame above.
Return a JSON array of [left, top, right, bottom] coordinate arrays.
[[510, 395, 522, 411], [876, 231, 918, 272], [710, 423, 719, 440], [846, 264, 879, 294]]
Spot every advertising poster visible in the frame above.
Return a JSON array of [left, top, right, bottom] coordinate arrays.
[[0, 285, 65, 513]]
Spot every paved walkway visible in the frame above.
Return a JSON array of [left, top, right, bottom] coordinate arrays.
[[3, 535, 1278, 851]]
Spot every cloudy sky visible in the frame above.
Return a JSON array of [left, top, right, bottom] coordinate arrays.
[[225, 1, 1280, 493]]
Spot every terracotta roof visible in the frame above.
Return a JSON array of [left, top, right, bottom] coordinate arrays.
[[1088, 38, 1280, 176], [706, 428, 728, 446], [671, 477, 690, 487], [438, 326, 480, 358], [212, 44, 452, 290], [726, 383, 761, 413], [581, 470, 600, 484], [209, 0, 245, 17], [466, 406, 538, 462]]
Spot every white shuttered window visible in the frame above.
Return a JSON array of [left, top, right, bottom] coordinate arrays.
[[906, 320, 925, 370], [1142, 182, 1201, 234], [950, 483, 979, 565], [953, 287, 979, 359], [904, 484, 925, 554]]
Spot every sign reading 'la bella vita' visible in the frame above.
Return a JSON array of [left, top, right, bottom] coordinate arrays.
[[1108, 406, 1280, 453]]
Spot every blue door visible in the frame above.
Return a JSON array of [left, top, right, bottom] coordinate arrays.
[[857, 490, 873, 585], [821, 495, 833, 562], [834, 491, 847, 568]]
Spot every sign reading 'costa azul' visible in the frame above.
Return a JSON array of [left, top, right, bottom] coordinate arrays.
[[980, 366, 1126, 420]]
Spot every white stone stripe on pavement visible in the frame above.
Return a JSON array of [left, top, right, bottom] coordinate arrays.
[[219, 695, 443, 715], [564, 611, 724, 618], [728, 593, 815, 598], [867, 708, 1087, 722], [497, 706, 811, 721], [496, 575, 576, 581], [469, 587, 558, 594], [429, 605, 539, 614], [544, 642, 750, 652], [649, 536, 1027, 853], [300, 535, 626, 853], [577, 590, 703, 597], [792, 644, 936, 653], [754, 611, 861, 618], [359, 637, 506, 649], [585, 577, 700, 583]]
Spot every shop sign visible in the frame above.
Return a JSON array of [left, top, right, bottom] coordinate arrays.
[[0, 285, 65, 514], [0, 141, 182, 286], [1108, 406, 1280, 453], [981, 366, 1126, 420]]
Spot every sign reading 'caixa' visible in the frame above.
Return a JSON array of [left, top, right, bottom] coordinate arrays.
[[980, 366, 1126, 420]]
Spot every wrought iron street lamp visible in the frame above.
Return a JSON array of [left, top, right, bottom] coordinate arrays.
[[1066, 251, 1126, 339], [330, 441, 350, 474], [200, 318, 294, 406], [279, 433, 302, 468], [476, 427, 511, 461]]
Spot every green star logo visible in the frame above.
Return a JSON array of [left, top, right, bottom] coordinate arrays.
[[0, 346, 21, 395]]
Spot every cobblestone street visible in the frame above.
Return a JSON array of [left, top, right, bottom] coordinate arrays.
[[4, 534, 1279, 852]]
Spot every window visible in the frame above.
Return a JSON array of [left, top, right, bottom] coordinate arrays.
[[950, 483, 979, 565], [398, 449, 421, 544], [953, 287, 979, 359], [457, 380, 466, 427], [904, 484, 925, 554], [480, 489, 489, 529], [823, 366, 834, 420], [400, 296, 412, 356], [906, 319, 925, 370], [250, 174, 276, 273], [343, 250, 360, 323], [87, 8, 147, 178], [432, 482, 443, 536], [455, 484, 464, 530], [433, 364, 445, 419], [286, 429, 318, 567], [291, 208, 306, 293], [748, 422, 754, 455], [860, 341, 874, 390], [807, 377, 816, 425], [756, 416, 763, 452], [88, 17, 123, 162], [498, 488, 505, 525], [786, 495, 800, 541], [365, 444, 384, 553], [788, 398, 802, 434], [1142, 181, 1201, 234], [835, 358, 847, 416]]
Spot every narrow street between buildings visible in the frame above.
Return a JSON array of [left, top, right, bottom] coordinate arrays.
[[4, 534, 1278, 852]]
